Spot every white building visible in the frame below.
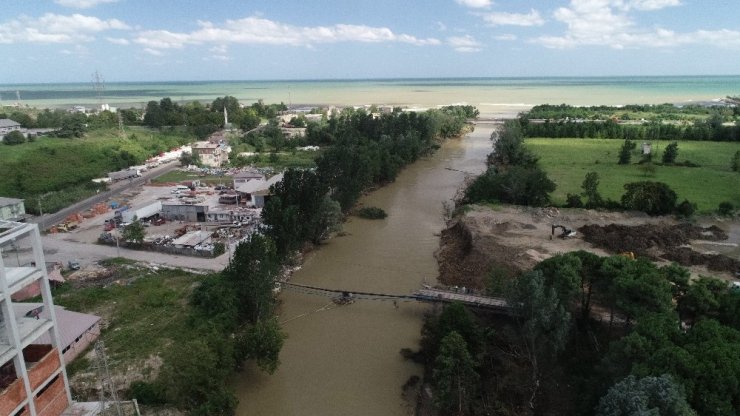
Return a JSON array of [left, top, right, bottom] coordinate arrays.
[[0, 119, 21, 136]]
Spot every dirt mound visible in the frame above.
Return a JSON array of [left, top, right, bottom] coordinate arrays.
[[579, 223, 738, 274]]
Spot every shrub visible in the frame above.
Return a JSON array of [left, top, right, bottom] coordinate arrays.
[[621, 181, 677, 216], [129, 381, 167, 405], [675, 199, 696, 218], [3, 130, 25, 145], [566, 193, 583, 208], [356, 206, 388, 219], [718, 201, 735, 216], [212, 242, 225, 256]]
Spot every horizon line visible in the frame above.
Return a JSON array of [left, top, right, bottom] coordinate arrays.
[[2, 74, 740, 86]]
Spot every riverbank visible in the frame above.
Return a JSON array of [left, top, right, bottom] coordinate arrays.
[[232, 123, 494, 415], [436, 204, 740, 291]]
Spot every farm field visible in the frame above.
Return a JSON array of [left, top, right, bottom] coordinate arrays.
[[526, 138, 740, 212]]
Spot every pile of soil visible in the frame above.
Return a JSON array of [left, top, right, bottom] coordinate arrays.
[[579, 223, 739, 274]]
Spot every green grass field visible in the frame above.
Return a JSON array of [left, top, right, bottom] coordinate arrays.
[[526, 138, 740, 212], [52, 263, 203, 369]]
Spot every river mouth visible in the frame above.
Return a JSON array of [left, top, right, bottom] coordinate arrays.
[[234, 124, 494, 416]]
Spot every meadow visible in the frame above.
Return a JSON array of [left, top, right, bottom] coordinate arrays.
[[0, 128, 192, 212], [526, 138, 740, 212]]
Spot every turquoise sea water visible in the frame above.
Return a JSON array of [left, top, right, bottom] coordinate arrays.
[[2, 76, 739, 117]]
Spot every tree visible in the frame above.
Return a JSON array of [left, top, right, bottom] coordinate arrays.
[[618, 139, 636, 165], [158, 338, 236, 413], [489, 120, 538, 169], [677, 276, 727, 321], [509, 270, 571, 408], [621, 181, 677, 215], [56, 113, 87, 138], [662, 141, 679, 164], [432, 331, 479, 415], [234, 317, 286, 374], [143, 100, 165, 128], [581, 171, 603, 207], [179, 150, 200, 167], [310, 194, 342, 244], [122, 219, 146, 244], [596, 375, 696, 416], [3, 130, 25, 145], [464, 165, 556, 207], [222, 234, 280, 323]]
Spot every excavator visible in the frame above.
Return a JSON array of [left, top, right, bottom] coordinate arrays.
[[551, 224, 577, 239]]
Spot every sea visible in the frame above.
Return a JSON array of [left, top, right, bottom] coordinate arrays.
[[1, 76, 739, 118]]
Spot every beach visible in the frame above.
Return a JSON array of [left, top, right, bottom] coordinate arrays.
[[2, 76, 739, 118]]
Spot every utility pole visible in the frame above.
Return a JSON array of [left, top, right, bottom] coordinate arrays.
[[94, 340, 123, 416]]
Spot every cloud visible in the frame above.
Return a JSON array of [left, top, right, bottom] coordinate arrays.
[[143, 48, 163, 56], [54, 0, 119, 9], [623, 0, 681, 11], [134, 16, 440, 50], [59, 44, 90, 56], [494, 34, 517, 41], [455, 0, 492, 8], [479, 9, 545, 26], [0, 13, 129, 44], [106, 37, 129, 45], [447, 35, 482, 52], [535, 0, 740, 49]]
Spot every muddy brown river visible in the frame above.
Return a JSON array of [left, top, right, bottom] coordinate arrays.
[[234, 124, 495, 416]]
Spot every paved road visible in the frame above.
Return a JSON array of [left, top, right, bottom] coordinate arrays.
[[31, 160, 179, 231], [40, 234, 228, 272]]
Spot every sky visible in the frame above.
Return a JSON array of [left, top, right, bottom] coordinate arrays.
[[1, 0, 740, 83]]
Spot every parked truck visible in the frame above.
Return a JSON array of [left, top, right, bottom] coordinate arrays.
[[108, 168, 140, 181]]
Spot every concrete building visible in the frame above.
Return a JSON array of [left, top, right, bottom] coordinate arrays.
[[235, 173, 284, 208], [0, 198, 26, 222], [206, 208, 255, 224], [0, 221, 72, 416], [161, 203, 208, 222], [192, 142, 229, 167], [232, 170, 264, 189], [0, 119, 22, 136]]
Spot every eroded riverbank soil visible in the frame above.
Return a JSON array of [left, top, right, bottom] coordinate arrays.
[[436, 205, 739, 289]]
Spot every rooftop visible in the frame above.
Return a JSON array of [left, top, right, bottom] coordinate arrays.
[[0, 119, 21, 128], [0, 197, 23, 207], [13, 303, 101, 352]]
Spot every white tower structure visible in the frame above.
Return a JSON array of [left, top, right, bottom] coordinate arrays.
[[0, 221, 72, 416]]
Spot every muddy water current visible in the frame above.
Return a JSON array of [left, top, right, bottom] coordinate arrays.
[[234, 125, 495, 416]]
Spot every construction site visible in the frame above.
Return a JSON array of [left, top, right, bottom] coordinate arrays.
[[436, 205, 740, 290]]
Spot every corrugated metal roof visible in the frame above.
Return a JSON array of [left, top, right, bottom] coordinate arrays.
[[172, 230, 211, 247], [13, 303, 100, 350], [0, 119, 21, 128]]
